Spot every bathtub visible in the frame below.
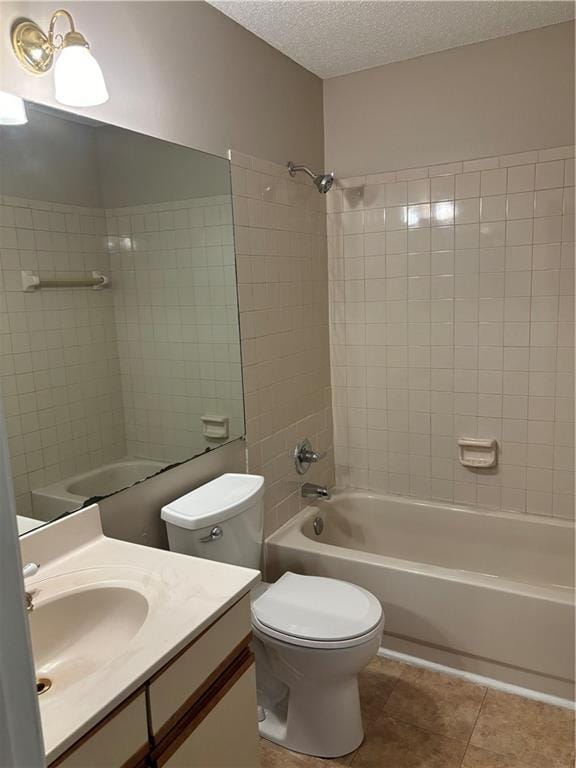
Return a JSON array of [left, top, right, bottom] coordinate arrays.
[[31, 459, 167, 521], [266, 490, 575, 700]]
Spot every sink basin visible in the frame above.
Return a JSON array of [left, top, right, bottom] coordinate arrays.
[[28, 571, 150, 696]]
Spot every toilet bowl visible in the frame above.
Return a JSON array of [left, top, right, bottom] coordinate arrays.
[[161, 474, 384, 758], [251, 573, 384, 757]]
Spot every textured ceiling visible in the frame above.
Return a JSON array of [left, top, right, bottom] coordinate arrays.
[[208, 0, 575, 78]]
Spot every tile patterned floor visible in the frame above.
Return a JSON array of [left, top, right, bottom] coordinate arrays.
[[259, 657, 575, 768]]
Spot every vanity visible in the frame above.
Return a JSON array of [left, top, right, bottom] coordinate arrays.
[[20, 505, 261, 767]]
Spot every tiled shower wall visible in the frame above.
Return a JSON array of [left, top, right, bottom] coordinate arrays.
[[106, 195, 243, 463], [0, 197, 125, 515], [230, 151, 334, 535], [329, 146, 575, 519]]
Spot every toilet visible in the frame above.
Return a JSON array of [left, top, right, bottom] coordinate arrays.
[[161, 473, 384, 758]]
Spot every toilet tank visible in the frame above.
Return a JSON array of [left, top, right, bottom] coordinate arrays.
[[161, 474, 265, 570]]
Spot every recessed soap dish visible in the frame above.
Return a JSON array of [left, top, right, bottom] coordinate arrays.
[[457, 438, 498, 468], [201, 414, 229, 440]]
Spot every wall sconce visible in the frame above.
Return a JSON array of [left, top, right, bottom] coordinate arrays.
[[11, 9, 108, 107]]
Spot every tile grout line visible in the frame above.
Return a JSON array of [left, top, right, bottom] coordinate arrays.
[[372, 661, 491, 762], [459, 686, 489, 766]]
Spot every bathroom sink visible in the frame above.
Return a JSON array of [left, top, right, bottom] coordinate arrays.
[[28, 570, 150, 696]]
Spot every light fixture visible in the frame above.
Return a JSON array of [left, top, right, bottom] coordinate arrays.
[[0, 91, 28, 125], [10, 9, 108, 107]]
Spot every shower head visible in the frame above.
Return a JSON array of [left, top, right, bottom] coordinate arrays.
[[314, 172, 334, 194], [287, 161, 334, 193]]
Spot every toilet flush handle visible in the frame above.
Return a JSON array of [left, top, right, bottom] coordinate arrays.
[[200, 526, 223, 542]]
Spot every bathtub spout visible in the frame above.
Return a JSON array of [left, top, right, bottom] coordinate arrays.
[[301, 483, 331, 501]]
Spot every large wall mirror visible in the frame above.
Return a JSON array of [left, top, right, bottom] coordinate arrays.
[[0, 101, 245, 533]]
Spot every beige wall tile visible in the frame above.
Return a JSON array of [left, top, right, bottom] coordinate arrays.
[[329, 146, 575, 519], [231, 154, 334, 535]]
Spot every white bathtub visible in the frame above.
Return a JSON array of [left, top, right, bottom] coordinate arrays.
[[31, 459, 167, 521], [266, 490, 575, 700]]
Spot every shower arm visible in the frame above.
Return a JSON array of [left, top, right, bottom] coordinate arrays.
[[287, 162, 316, 181]]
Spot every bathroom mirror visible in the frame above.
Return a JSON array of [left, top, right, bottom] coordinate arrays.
[[0, 100, 245, 533]]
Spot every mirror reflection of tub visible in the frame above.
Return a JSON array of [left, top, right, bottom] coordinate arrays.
[[31, 459, 167, 520]]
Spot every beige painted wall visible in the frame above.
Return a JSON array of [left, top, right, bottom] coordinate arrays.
[[96, 125, 231, 207], [2, 107, 102, 207], [324, 23, 575, 178], [0, 1, 324, 167]]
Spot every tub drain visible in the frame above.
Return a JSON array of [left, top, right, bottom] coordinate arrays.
[[36, 678, 52, 695]]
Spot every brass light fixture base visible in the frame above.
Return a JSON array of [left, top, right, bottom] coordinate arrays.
[[11, 18, 54, 74], [9, 8, 107, 108]]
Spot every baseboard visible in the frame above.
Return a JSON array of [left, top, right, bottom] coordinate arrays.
[[377, 647, 575, 711]]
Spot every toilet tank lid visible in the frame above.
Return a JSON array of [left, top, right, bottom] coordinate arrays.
[[161, 473, 264, 530]]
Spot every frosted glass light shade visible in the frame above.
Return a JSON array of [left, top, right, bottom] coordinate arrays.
[[0, 92, 28, 125], [54, 45, 108, 107]]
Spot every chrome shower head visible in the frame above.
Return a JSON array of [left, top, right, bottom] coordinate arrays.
[[314, 172, 334, 194], [288, 161, 335, 193]]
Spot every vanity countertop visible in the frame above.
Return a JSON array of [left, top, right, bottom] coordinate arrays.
[[20, 504, 260, 764]]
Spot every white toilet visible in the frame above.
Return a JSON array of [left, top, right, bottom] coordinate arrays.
[[161, 473, 384, 758]]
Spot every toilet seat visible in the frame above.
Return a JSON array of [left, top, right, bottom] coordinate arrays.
[[251, 572, 383, 649]]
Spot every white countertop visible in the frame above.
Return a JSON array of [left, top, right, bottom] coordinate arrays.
[[20, 504, 260, 764]]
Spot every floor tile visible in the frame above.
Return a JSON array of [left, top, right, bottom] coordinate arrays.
[[260, 667, 575, 768], [358, 656, 405, 726], [470, 689, 575, 768], [260, 738, 355, 767], [462, 744, 532, 767], [352, 715, 466, 768], [382, 665, 486, 740]]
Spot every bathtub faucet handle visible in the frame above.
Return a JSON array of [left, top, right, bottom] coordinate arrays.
[[294, 439, 327, 474]]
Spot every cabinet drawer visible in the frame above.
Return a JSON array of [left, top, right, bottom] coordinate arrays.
[[156, 662, 259, 768], [148, 595, 251, 738], [50, 691, 148, 768]]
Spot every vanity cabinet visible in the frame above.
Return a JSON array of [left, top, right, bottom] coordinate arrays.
[[50, 692, 149, 768], [48, 595, 259, 768], [153, 662, 258, 768], [148, 596, 251, 739]]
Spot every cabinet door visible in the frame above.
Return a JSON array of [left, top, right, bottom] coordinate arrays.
[[148, 595, 251, 740], [50, 691, 148, 768], [157, 663, 259, 768]]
